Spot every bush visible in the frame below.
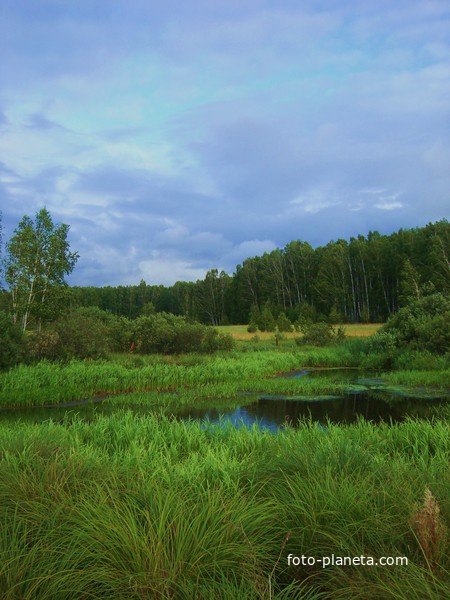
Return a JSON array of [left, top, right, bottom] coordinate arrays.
[[382, 292, 450, 354], [27, 330, 60, 361], [0, 311, 26, 369], [276, 313, 292, 332], [295, 322, 346, 347], [132, 313, 234, 354], [257, 305, 276, 332], [71, 307, 132, 352], [50, 309, 111, 360]]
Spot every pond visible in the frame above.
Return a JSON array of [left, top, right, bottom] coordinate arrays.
[[0, 368, 447, 430], [174, 391, 447, 432]]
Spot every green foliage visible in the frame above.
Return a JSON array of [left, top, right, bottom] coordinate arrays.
[[4, 208, 78, 331], [258, 303, 276, 332], [296, 322, 347, 347], [68, 221, 449, 327], [27, 308, 111, 361], [399, 258, 421, 306], [140, 301, 156, 316], [0, 310, 26, 369], [55, 309, 111, 360], [294, 302, 318, 329], [276, 312, 293, 332], [72, 306, 132, 352], [247, 304, 260, 332], [382, 292, 450, 354], [132, 312, 234, 354], [344, 333, 399, 370], [328, 305, 344, 324]]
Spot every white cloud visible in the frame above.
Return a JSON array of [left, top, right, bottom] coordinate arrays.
[[139, 258, 207, 285], [374, 201, 404, 210]]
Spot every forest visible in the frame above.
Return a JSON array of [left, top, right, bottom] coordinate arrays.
[[67, 220, 449, 326]]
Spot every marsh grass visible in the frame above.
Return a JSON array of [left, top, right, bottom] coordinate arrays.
[[0, 413, 448, 598], [0, 348, 447, 410], [0, 351, 351, 408], [384, 369, 450, 389]]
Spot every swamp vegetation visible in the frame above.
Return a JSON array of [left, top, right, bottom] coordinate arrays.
[[0, 213, 448, 597], [0, 339, 448, 599]]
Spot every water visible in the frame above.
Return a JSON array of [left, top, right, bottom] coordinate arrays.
[[0, 368, 447, 430], [174, 392, 447, 432]]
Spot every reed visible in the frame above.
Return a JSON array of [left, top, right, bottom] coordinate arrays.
[[0, 349, 447, 409]]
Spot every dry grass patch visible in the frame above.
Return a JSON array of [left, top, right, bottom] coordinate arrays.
[[217, 324, 382, 341]]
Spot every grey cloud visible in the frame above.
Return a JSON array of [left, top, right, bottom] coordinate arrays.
[[1, 0, 449, 287]]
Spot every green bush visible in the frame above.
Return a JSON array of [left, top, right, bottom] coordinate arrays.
[[275, 313, 292, 332], [295, 322, 346, 347], [71, 307, 132, 352], [0, 311, 26, 369], [132, 313, 234, 354], [382, 292, 450, 354], [47, 309, 110, 360], [257, 304, 276, 332]]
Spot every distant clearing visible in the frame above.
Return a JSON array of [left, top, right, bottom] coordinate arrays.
[[216, 323, 381, 340]]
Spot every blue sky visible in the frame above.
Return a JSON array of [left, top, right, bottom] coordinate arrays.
[[1, 0, 449, 286]]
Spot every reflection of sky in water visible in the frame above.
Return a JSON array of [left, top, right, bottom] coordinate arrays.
[[175, 393, 448, 431]]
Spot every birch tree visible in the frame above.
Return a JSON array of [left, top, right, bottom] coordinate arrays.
[[4, 208, 78, 331]]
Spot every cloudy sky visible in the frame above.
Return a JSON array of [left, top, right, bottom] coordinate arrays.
[[1, 0, 449, 286]]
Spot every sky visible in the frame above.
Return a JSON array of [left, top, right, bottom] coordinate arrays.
[[1, 0, 449, 287]]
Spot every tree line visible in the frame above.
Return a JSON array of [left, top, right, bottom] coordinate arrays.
[[1, 210, 448, 330], [69, 220, 449, 326]]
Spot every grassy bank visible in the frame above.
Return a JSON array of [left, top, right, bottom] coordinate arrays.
[[0, 347, 448, 408], [0, 412, 448, 599]]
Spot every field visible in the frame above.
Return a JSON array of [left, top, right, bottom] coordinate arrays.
[[0, 340, 448, 599], [217, 323, 382, 341]]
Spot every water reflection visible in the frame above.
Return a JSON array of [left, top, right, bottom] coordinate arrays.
[[174, 392, 447, 431]]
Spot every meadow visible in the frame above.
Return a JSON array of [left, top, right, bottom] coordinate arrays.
[[217, 323, 381, 341], [0, 333, 448, 598]]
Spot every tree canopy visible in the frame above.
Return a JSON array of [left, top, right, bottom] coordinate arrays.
[[69, 220, 449, 326], [4, 208, 78, 331]]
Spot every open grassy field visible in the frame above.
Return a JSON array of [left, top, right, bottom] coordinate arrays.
[[217, 323, 382, 341]]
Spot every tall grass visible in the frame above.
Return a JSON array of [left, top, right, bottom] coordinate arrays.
[[0, 412, 448, 598], [0, 348, 447, 408], [0, 351, 342, 408]]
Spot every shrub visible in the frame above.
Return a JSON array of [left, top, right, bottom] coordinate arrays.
[[257, 305, 276, 332], [51, 309, 110, 360], [275, 313, 292, 332], [382, 292, 450, 354], [201, 329, 235, 353], [0, 311, 26, 369], [132, 313, 234, 354], [27, 329, 60, 361], [295, 322, 347, 347]]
